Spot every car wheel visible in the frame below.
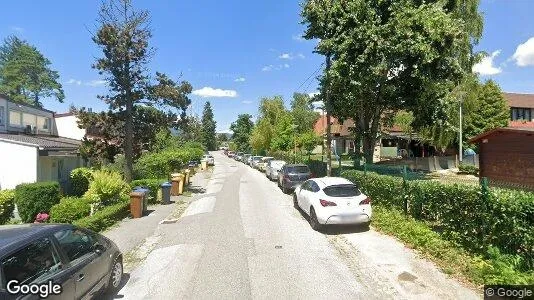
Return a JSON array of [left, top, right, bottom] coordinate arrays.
[[282, 186, 288, 194], [309, 207, 323, 232], [107, 256, 123, 293], [293, 194, 299, 209]]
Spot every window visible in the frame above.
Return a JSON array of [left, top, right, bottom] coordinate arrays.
[[37, 116, 50, 131], [310, 182, 320, 193], [53, 229, 95, 264], [323, 184, 362, 197], [9, 110, 22, 127], [1, 238, 62, 286], [287, 166, 311, 174], [511, 107, 532, 121], [22, 113, 37, 127], [0, 106, 4, 125]]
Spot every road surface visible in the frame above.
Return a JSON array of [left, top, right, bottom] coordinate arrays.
[[116, 151, 480, 300]]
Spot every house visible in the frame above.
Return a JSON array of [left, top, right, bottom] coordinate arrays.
[[503, 92, 534, 128], [54, 112, 86, 140], [0, 95, 83, 190], [469, 127, 534, 189]]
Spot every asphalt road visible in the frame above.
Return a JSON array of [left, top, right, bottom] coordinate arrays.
[[116, 151, 480, 300]]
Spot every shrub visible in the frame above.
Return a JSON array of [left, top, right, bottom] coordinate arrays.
[[15, 182, 61, 223], [134, 146, 204, 179], [84, 170, 130, 207], [73, 200, 130, 232], [49, 197, 91, 223], [130, 179, 167, 204], [70, 167, 93, 197], [0, 190, 15, 225], [458, 163, 479, 175]]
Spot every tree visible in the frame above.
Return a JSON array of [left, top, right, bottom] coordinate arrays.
[[271, 114, 295, 152], [290, 92, 319, 134], [0, 36, 64, 107], [302, 0, 483, 163], [180, 115, 203, 143], [297, 131, 321, 154], [92, 0, 191, 181], [201, 101, 217, 151], [230, 114, 254, 152], [249, 96, 290, 154]]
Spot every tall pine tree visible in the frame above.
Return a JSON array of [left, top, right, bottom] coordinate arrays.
[[201, 101, 217, 151]]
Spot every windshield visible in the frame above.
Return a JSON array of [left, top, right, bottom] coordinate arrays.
[[323, 184, 361, 197], [287, 166, 310, 174]]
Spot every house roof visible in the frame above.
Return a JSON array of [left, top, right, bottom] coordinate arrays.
[[503, 93, 534, 109], [54, 112, 75, 117], [469, 127, 534, 143], [313, 115, 405, 137], [0, 133, 81, 150]]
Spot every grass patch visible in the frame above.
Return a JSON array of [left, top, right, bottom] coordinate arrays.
[[371, 206, 534, 286]]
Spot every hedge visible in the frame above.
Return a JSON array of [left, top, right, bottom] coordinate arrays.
[[73, 200, 130, 232], [70, 167, 93, 197], [458, 163, 479, 175], [341, 169, 534, 270], [15, 182, 61, 223], [0, 190, 15, 225], [84, 170, 130, 206], [130, 179, 167, 204], [49, 197, 91, 224], [134, 146, 204, 179]]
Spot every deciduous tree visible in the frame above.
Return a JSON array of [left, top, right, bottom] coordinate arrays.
[[201, 101, 217, 151]]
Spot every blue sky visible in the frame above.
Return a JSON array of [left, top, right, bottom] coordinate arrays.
[[0, 0, 533, 133]]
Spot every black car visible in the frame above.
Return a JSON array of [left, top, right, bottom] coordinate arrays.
[[0, 224, 123, 300], [278, 164, 312, 194]]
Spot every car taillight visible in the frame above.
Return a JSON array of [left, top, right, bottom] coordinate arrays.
[[359, 197, 371, 205], [320, 199, 337, 207]]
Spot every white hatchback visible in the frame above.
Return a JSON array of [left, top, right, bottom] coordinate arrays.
[[293, 177, 372, 231]]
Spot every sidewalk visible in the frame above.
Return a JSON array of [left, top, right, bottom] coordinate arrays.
[[103, 169, 211, 254]]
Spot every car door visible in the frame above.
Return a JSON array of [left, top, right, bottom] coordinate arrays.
[[298, 180, 312, 214], [0, 237, 76, 300], [308, 181, 321, 210], [53, 229, 107, 300]]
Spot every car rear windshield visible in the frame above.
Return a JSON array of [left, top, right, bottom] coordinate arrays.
[[287, 166, 310, 173], [323, 184, 361, 197]]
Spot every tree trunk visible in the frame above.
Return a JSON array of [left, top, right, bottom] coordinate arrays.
[[124, 100, 134, 182]]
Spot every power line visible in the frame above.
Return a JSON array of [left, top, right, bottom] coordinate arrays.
[[295, 62, 325, 93]]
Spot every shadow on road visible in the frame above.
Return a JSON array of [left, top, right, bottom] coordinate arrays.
[[187, 185, 206, 194], [294, 205, 370, 235]]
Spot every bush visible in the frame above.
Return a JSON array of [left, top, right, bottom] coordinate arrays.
[[458, 163, 479, 175], [15, 182, 61, 223], [134, 146, 204, 179], [130, 179, 167, 204], [70, 168, 93, 197], [49, 197, 91, 223], [84, 170, 130, 207], [73, 200, 130, 232], [0, 190, 15, 225]]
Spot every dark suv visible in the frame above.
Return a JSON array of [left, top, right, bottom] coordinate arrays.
[[0, 224, 123, 300], [278, 164, 312, 194]]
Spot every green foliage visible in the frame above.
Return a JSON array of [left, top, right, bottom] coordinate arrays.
[[201, 101, 217, 151], [297, 131, 321, 153], [49, 197, 91, 224], [15, 182, 61, 223], [84, 170, 130, 207], [458, 163, 479, 175], [0, 35, 64, 107], [130, 179, 167, 204], [290, 92, 319, 134], [230, 114, 254, 152], [134, 146, 204, 179], [270, 114, 295, 151], [70, 167, 94, 197], [0, 190, 15, 225], [73, 200, 130, 232]]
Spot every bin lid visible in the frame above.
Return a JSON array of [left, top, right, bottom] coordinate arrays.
[[161, 182, 172, 187]]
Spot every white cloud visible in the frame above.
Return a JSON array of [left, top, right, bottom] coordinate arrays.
[[512, 37, 534, 67], [242, 100, 252, 104], [262, 65, 274, 72], [283, 63, 290, 69], [308, 92, 320, 98], [279, 53, 293, 60], [292, 35, 305, 42], [472, 50, 502, 75], [66, 79, 82, 85], [85, 79, 107, 87], [297, 53, 306, 59], [234, 77, 246, 82], [262, 64, 289, 72], [192, 87, 238, 98], [10, 26, 24, 33]]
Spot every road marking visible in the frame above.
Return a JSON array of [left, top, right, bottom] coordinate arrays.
[[182, 196, 216, 217]]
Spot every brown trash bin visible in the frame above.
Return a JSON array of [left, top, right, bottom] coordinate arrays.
[[130, 192, 143, 218], [171, 178, 180, 196]]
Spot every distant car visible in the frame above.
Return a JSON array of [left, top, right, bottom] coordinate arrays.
[[235, 152, 244, 161], [265, 160, 286, 181], [227, 151, 235, 158], [258, 157, 274, 171], [188, 160, 200, 168], [203, 154, 215, 166], [242, 154, 252, 164], [293, 177, 372, 231], [251, 156, 263, 169], [0, 224, 123, 300], [278, 164, 312, 194], [247, 155, 254, 166]]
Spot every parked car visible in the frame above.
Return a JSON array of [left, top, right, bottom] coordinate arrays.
[[242, 154, 252, 164], [0, 224, 123, 300], [203, 154, 215, 166], [293, 177, 372, 231], [246, 155, 255, 166], [227, 151, 235, 158], [235, 152, 244, 161], [251, 156, 264, 169], [258, 157, 274, 172], [278, 164, 312, 194], [188, 160, 200, 168], [265, 160, 286, 181]]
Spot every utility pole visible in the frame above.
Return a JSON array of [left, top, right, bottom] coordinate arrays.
[[459, 95, 463, 163], [325, 53, 332, 176]]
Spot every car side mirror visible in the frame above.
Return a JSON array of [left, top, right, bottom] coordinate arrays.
[[93, 243, 105, 255]]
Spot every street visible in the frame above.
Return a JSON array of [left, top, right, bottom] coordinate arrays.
[[116, 151, 480, 300]]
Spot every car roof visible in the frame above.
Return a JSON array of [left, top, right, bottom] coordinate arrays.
[[271, 160, 285, 164], [284, 164, 308, 167], [0, 224, 74, 255], [262, 157, 274, 160], [312, 177, 355, 189]]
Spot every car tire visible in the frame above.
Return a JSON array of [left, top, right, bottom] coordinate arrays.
[[309, 207, 323, 232], [293, 194, 299, 209], [282, 186, 288, 194], [107, 255, 123, 294]]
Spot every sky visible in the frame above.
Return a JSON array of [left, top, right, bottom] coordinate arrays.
[[0, 0, 533, 133]]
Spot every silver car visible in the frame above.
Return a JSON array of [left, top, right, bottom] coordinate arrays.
[[265, 160, 286, 181], [203, 154, 215, 166], [251, 156, 263, 169]]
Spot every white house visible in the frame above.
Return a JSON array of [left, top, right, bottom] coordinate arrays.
[[0, 95, 83, 190], [54, 112, 86, 140]]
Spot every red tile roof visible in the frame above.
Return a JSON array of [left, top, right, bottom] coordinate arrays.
[[509, 120, 534, 128]]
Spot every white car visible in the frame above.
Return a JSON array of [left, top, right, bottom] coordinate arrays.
[[265, 160, 286, 181], [293, 177, 372, 231], [203, 154, 215, 166]]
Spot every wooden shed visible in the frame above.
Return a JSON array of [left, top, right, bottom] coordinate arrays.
[[469, 127, 534, 188]]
